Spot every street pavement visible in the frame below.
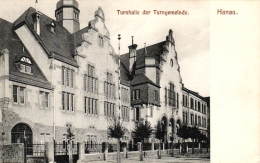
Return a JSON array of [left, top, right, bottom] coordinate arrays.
[[93, 155, 210, 163]]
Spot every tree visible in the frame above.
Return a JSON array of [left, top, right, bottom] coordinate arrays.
[[177, 125, 190, 154], [107, 117, 128, 163], [65, 124, 75, 163], [132, 120, 153, 161], [190, 126, 200, 154], [154, 120, 164, 159]]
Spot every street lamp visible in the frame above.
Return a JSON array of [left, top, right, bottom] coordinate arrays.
[[170, 107, 178, 157]]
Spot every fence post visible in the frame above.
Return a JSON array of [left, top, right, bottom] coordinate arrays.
[[123, 146, 127, 158], [179, 143, 182, 154], [104, 142, 108, 161], [151, 142, 154, 151], [77, 142, 85, 161], [198, 142, 201, 153], [162, 143, 165, 151], [45, 142, 55, 163], [138, 142, 142, 161]]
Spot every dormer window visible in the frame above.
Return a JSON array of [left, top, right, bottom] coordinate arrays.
[[19, 57, 32, 74], [49, 21, 56, 33], [21, 57, 32, 64]]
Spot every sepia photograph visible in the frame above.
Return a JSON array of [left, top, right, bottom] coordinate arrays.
[[0, 0, 259, 163]]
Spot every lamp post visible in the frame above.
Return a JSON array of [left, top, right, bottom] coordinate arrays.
[[171, 108, 178, 157]]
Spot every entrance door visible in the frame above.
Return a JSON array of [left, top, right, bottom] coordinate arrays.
[[11, 123, 33, 155]]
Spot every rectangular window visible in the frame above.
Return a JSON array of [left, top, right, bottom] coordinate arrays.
[[25, 66, 31, 73], [177, 93, 179, 108], [45, 92, 49, 108], [67, 93, 70, 111], [20, 64, 25, 72], [165, 88, 167, 105], [132, 90, 135, 100], [136, 89, 140, 100], [13, 85, 18, 103], [84, 75, 87, 91], [95, 99, 97, 115], [66, 68, 70, 86], [84, 97, 87, 113], [20, 87, 25, 104], [88, 98, 91, 114], [62, 67, 65, 85], [71, 94, 74, 112], [99, 36, 103, 46], [169, 83, 175, 107], [156, 72, 159, 84], [71, 70, 74, 88], [190, 98, 194, 109], [62, 92, 66, 110], [104, 101, 107, 116], [40, 91, 49, 109], [154, 90, 158, 101]]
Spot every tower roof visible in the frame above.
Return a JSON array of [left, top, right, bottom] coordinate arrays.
[[56, 0, 79, 10], [95, 7, 105, 20]]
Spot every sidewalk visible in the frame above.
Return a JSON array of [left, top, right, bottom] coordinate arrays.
[[93, 155, 210, 163]]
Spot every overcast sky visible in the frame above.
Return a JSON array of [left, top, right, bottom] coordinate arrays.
[[0, 0, 210, 97]]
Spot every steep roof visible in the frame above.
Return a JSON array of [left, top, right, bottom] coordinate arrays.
[[120, 41, 166, 87], [0, 18, 52, 89], [131, 73, 159, 87], [13, 7, 78, 67]]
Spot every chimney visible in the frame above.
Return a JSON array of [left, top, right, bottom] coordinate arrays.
[[128, 36, 138, 71], [32, 11, 42, 35]]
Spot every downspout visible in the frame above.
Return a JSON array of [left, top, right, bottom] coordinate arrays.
[[50, 53, 56, 143]]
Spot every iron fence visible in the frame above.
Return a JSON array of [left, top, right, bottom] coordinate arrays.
[[84, 143, 103, 154], [25, 143, 45, 156], [54, 142, 78, 156]]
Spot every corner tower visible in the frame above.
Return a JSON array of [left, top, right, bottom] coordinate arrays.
[[55, 0, 80, 33]]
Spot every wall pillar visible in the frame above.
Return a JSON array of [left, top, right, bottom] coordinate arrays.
[[45, 142, 55, 163], [77, 142, 85, 160], [123, 146, 127, 158], [104, 142, 108, 161], [151, 142, 154, 151]]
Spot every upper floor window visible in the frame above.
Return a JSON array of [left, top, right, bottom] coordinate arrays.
[[39, 91, 49, 109], [198, 101, 201, 112], [85, 65, 98, 94], [121, 87, 129, 102], [13, 85, 25, 104], [177, 93, 179, 108], [19, 57, 32, 74], [168, 83, 175, 107], [154, 90, 158, 101], [190, 114, 194, 125], [104, 72, 115, 98], [62, 66, 74, 88], [84, 97, 98, 116], [195, 100, 197, 110], [62, 92, 74, 112], [190, 98, 194, 109], [104, 101, 115, 118], [132, 89, 140, 100], [98, 36, 103, 46], [165, 87, 167, 105], [121, 105, 130, 121]]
